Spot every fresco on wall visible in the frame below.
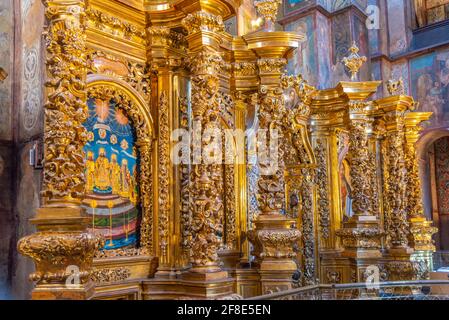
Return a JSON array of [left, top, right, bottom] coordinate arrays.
[[82, 98, 141, 250], [411, 49, 449, 128], [387, 0, 408, 55], [284, 0, 312, 15], [0, 0, 12, 140], [331, 12, 352, 85], [286, 15, 318, 86], [316, 12, 332, 89]]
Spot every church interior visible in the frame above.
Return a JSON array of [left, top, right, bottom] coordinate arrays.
[[1, 0, 449, 300]]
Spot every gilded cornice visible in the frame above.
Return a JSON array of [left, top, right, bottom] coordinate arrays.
[[86, 8, 146, 40], [336, 81, 381, 101], [85, 1, 147, 62], [243, 31, 304, 59], [146, 0, 239, 27]]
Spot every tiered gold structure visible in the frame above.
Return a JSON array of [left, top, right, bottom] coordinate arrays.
[[17, 0, 437, 299]]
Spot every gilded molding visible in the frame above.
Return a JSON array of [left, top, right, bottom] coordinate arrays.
[[257, 58, 287, 75], [233, 62, 257, 77], [86, 8, 145, 41], [224, 164, 237, 250], [336, 228, 383, 250], [179, 96, 191, 254], [300, 167, 316, 285], [158, 91, 170, 261], [87, 50, 152, 103], [147, 26, 187, 50], [315, 139, 331, 240], [181, 11, 224, 34], [91, 267, 131, 284]]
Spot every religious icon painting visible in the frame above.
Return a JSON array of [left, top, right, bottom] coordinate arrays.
[[82, 97, 141, 250]]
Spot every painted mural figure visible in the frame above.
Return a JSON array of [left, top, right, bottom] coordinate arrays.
[[412, 52, 449, 127], [430, 81, 444, 123], [441, 60, 449, 108]]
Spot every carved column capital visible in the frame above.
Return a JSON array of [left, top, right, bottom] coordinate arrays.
[[181, 11, 224, 52]]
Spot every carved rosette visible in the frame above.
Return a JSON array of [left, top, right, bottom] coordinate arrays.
[[41, 0, 89, 201], [18, 231, 102, 284], [87, 86, 154, 253]]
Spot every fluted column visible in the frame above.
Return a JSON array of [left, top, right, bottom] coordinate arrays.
[[17, 0, 100, 300]]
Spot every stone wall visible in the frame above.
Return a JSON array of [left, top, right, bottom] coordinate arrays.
[[0, 0, 15, 300], [0, 0, 45, 300]]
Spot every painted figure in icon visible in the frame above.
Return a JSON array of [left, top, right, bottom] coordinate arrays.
[[94, 147, 111, 192]]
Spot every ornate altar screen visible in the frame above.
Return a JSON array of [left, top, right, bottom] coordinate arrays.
[[82, 97, 141, 250]]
